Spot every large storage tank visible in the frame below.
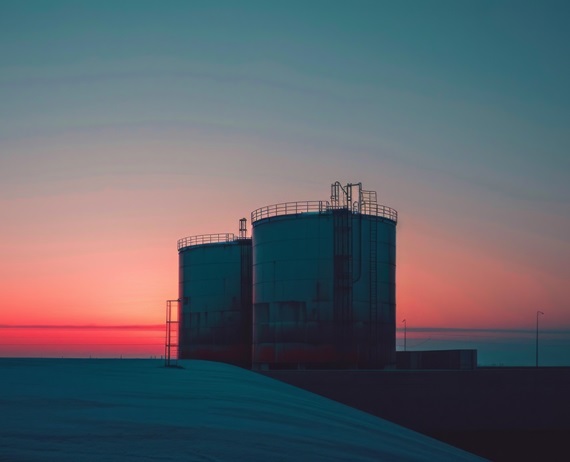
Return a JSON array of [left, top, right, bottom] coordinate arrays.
[[178, 221, 252, 368], [251, 182, 397, 370]]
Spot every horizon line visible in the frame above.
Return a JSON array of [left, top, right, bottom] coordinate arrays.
[[0, 324, 165, 330], [396, 326, 570, 335], [1, 324, 568, 335]]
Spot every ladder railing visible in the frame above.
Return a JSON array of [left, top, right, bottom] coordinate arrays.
[[333, 208, 353, 351], [369, 217, 378, 363], [240, 240, 253, 365], [165, 299, 180, 367]]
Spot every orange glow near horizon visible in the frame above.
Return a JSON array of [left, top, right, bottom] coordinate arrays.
[[0, 326, 165, 358], [1, 140, 568, 359], [2, 197, 568, 355]]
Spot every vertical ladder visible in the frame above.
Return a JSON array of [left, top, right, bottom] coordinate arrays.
[[333, 208, 353, 357], [239, 217, 247, 239], [165, 299, 180, 367], [369, 217, 378, 364], [361, 189, 377, 215], [240, 239, 253, 366]]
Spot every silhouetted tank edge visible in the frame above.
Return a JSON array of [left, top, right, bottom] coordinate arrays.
[[178, 233, 252, 368], [251, 183, 397, 371]]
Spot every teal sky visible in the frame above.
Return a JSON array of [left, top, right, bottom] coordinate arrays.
[[1, 1, 569, 361], [2, 1, 569, 193]]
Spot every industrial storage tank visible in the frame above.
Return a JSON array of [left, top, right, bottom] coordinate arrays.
[[178, 219, 252, 368], [251, 182, 397, 370]]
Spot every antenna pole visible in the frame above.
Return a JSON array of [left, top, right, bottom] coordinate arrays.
[[536, 310, 544, 367]]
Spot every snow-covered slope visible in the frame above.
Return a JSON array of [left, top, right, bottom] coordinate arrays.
[[0, 359, 485, 461]]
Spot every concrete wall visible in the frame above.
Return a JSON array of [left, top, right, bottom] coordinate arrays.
[[261, 368, 570, 461], [396, 350, 477, 370]]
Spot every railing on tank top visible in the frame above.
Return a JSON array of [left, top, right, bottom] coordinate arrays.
[[359, 203, 398, 222], [251, 201, 330, 223], [251, 200, 397, 224], [177, 233, 237, 250]]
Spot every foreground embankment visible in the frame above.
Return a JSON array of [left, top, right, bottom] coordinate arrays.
[[0, 358, 484, 461]]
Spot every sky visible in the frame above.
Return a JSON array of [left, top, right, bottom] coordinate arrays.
[[1, 1, 569, 362]]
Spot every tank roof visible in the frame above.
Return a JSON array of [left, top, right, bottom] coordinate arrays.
[[177, 233, 250, 251], [251, 201, 397, 224], [251, 181, 398, 225]]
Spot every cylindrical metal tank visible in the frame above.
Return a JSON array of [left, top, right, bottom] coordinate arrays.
[[251, 184, 397, 370], [178, 233, 252, 367]]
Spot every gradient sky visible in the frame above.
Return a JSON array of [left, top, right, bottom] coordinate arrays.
[[1, 1, 569, 359]]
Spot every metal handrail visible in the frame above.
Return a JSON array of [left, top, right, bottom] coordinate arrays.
[[251, 201, 330, 223], [361, 203, 398, 222], [177, 233, 236, 250], [251, 200, 397, 223]]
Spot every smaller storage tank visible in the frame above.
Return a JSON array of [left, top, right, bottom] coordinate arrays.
[[178, 219, 252, 368]]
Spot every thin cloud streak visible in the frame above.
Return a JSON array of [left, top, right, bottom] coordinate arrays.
[[399, 327, 570, 336], [0, 324, 164, 330]]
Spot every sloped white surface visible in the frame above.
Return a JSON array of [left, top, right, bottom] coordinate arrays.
[[0, 359, 485, 461]]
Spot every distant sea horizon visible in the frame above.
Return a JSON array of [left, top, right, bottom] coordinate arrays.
[[1, 325, 569, 366]]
